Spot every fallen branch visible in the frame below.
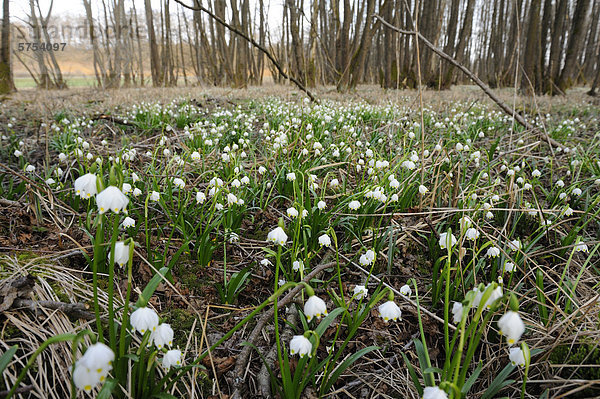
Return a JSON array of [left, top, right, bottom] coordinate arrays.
[[91, 114, 134, 126], [0, 385, 34, 398], [12, 299, 96, 321], [372, 15, 563, 150], [172, 0, 318, 103]]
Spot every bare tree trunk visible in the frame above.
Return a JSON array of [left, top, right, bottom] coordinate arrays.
[[145, 0, 162, 86], [557, 0, 592, 93], [521, 0, 542, 94], [0, 0, 15, 93]]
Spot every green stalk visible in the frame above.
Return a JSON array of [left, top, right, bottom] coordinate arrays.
[[411, 280, 434, 386], [6, 334, 75, 399], [118, 240, 135, 377], [107, 214, 120, 351], [92, 214, 105, 341]]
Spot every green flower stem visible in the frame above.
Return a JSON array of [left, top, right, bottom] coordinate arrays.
[[6, 334, 76, 399], [107, 214, 120, 351], [411, 279, 434, 386], [330, 228, 345, 306], [444, 229, 453, 363], [274, 245, 283, 389], [118, 239, 135, 378], [92, 213, 105, 342]]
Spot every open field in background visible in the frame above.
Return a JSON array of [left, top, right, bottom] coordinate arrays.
[[0, 85, 599, 398]]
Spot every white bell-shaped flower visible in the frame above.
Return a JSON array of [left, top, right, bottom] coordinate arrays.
[[304, 295, 327, 321], [162, 349, 182, 370], [151, 323, 174, 349], [497, 310, 525, 346], [318, 234, 331, 247], [399, 284, 412, 297], [96, 186, 129, 214], [452, 302, 463, 323], [509, 347, 526, 366], [348, 200, 361, 210], [378, 300, 401, 322], [439, 232, 457, 249], [353, 285, 368, 300], [266, 227, 288, 246], [110, 241, 130, 267], [130, 307, 159, 334], [74, 173, 98, 199], [423, 386, 448, 399], [289, 335, 312, 357]]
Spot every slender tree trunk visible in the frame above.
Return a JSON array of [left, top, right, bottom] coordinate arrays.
[[0, 0, 15, 93], [144, 0, 162, 86], [557, 0, 592, 93]]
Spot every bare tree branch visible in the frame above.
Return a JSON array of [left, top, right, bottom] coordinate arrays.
[[373, 14, 564, 150], [172, 0, 318, 103]]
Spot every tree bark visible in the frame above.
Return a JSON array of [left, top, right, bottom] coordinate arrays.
[[0, 0, 15, 93], [557, 0, 592, 93]]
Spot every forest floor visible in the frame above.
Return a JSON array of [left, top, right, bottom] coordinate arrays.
[[0, 84, 599, 399]]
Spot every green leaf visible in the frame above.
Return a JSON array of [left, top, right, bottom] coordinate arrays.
[[322, 346, 379, 393], [481, 363, 515, 399], [97, 379, 117, 399], [0, 345, 17, 374], [462, 362, 483, 394], [401, 352, 423, 396], [414, 339, 434, 386], [136, 267, 169, 308]]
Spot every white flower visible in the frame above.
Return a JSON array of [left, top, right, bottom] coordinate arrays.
[[359, 249, 376, 266], [191, 151, 201, 161], [353, 285, 368, 300], [487, 246, 501, 258], [74, 173, 98, 199], [439, 232, 457, 249], [317, 200, 326, 210], [329, 178, 339, 188], [465, 228, 479, 241], [227, 193, 239, 205], [503, 262, 515, 273], [574, 241, 588, 253], [122, 216, 135, 228], [14, 150, 22, 157], [399, 284, 412, 297], [419, 185, 428, 194], [110, 241, 130, 266], [287, 207, 299, 218], [258, 166, 267, 175], [378, 301, 402, 322], [241, 176, 250, 185], [73, 342, 114, 392], [150, 191, 160, 201], [151, 323, 174, 349], [130, 307, 159, 334], [304, 295, 327, 321], [266, 227, 288, 246], [572, 188, 582, 196], [318, 234, 331, 247], [133, 188, 142, 197], [423, 386, 448, 399], [122, 183, 132, 194], [509, 347, 526, 366], [452, 302, 463, 323], [58, 152, 67, 162], [348, 200, 361, 210], [162, 349, 182, 370], [45, 178, 56, 185], [96, 186, 129, 214], [290, 335, 312, 357], [497, 310, 525, 345], [508, 239, 521, 251], [556, 179, 565, 188], [173, 178, 185, 189], [196, 192, 206, 204], [532, 169, 541, 178], [292, 260, 304, 272], [482, 285, 503, 309], [286, 172, 296, 181], [25, 164, 36, 172]]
